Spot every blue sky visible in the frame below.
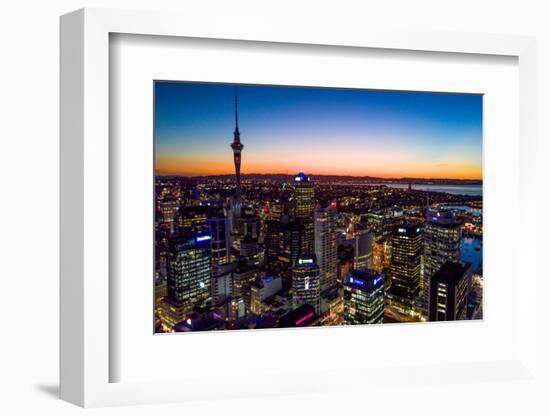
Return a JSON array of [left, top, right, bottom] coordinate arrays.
[[155, 81, 482, 179]]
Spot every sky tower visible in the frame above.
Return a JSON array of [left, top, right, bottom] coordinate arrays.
[[231, 89, 244, 199]]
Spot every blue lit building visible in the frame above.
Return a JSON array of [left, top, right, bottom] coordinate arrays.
[[167, 233, 212, 306], [343, 269, 385, 325]]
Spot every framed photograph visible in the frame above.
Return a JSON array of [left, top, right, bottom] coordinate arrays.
[[60, 8, 538, 408]]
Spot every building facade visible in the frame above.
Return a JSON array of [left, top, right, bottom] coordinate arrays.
[[429, 261, 472, 321], [166, 233, 212, 306], [354, 225, 373, 271], [389, 224, 422, 314], [292, 254, 321, 313], [314, 201, 338, 288], [343, 269, 385, 325], [423, 210, 462, 317]]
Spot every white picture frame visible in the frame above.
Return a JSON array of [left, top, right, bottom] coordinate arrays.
[[60, 7, 538, 408]]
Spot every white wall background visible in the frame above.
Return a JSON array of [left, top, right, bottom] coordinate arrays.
[[0, 0, 548, 414]]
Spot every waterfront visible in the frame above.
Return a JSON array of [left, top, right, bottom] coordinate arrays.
[[370, 183, 482, 196], [462, 237, 482, 273]]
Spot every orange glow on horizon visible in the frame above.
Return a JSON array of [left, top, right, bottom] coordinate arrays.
[[156, 155, 482, 180]]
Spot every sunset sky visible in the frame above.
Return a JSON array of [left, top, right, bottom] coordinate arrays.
[[154, 82, 482, 180]]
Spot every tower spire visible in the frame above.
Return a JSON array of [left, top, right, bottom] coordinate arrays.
[[234, 88, 239, 133], [231, 87, 244, 199]]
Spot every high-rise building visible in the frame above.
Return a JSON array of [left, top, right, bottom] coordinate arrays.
[[314, 201, 338, 288], [292, 172, 315, 258], [292, 254, 321, 313], [265, 220, 283, 266], [289, 220, 310, 267], [422, 210, 462, 316], [176, 206, 209, 237], [293, 172, 315, 220], [429, 261, 472, 321], [159, 197, 179, 234], [158, 233, 212, 331], [389, 224, 422, 313], [354, 225, 373, 271], [208, 216, 230, 275], [372, 236, 391, 273], [263, 220, 294, 287], [166, 233, 212, 306], [367, 206, 403, 238], [343, 269, 385, 325]]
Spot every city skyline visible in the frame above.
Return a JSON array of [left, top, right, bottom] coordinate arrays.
[[154, 81, 483, 333], [155, 82, 483, 180]]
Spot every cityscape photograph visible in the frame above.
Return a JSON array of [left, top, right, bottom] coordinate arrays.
[[154, 81, 483, 333]]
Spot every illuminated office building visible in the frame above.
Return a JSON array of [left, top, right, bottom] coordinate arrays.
[[293, 172, 315, 220], [159, 197, 179, 233], [367, 206, 403, 238], [422, 210, 462, 316], [372, 236, 391, 273], [231, 262, 263, 304], [354, 225, 373, 271], [292, 172, 315, 256], [176, 206, 209, 236], [343, 269, 385, 325], [429, 261, 472, 321], [389, 225, 422, 313], [166, 233, 212, 306], [250, 275, 283, 315], [157, 297, 190, 332], [292, 254, 321, 313], [314, 201, 338, 288]]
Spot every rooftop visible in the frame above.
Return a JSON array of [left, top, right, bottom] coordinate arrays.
[[432, 261, 472, 285]]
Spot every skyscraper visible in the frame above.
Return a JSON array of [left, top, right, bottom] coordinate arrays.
[[293, 172, 315, 219], [159, 197, 179, 234], [166, 233, 212, 306], [292, 172, 315, 257], [389, 224, 422, 314], [292, 254, 321, 313], [354, 224, 373, 271], [208, 216, 230, 275], [176, 206, 209, 237], [422, 209, 462, 318], [158, 232, 213, 331], [343, 269, 385, 325], [314, 201, 338, 288], [429, 261, 472, 321]]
